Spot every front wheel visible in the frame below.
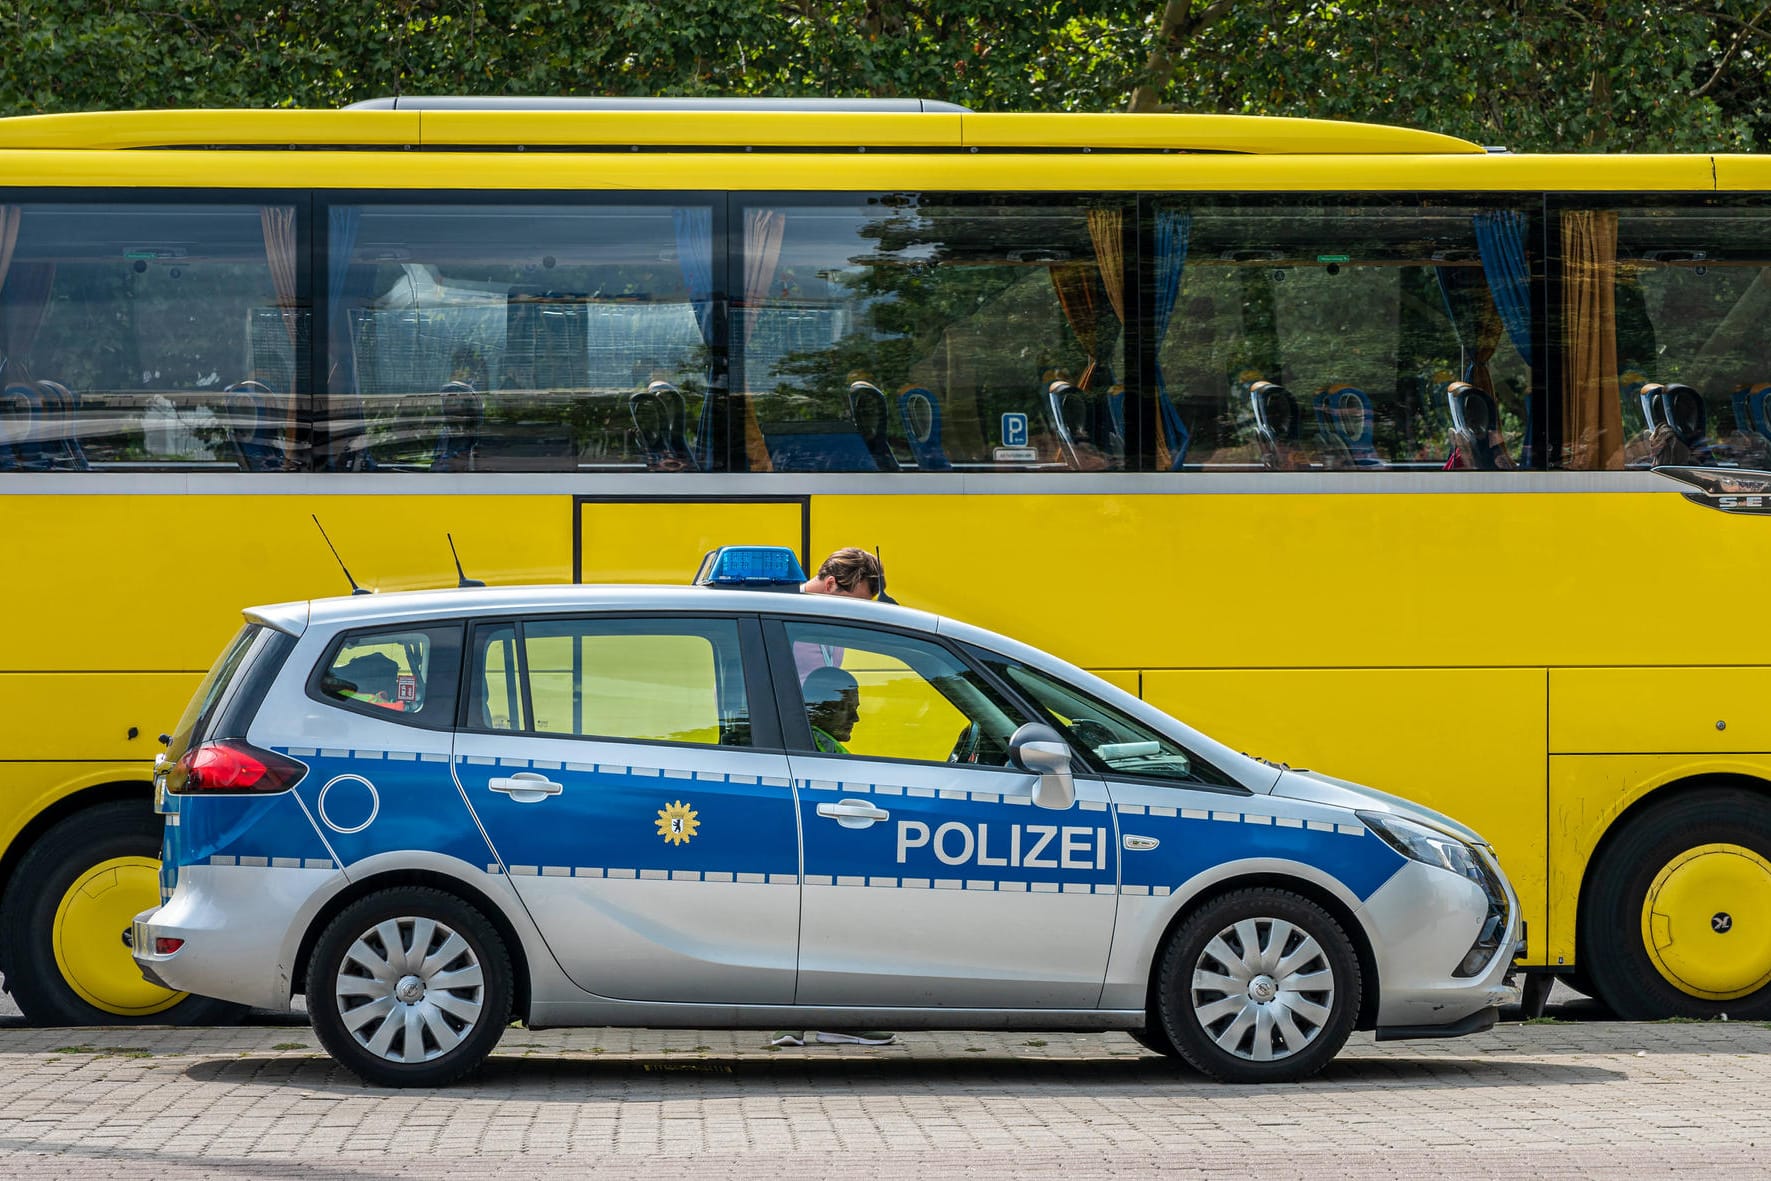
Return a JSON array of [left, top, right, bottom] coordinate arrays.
[[1155, 887, 1361, 1083], [1582, 788, 1771, 1020], [0, 801, 245, 1026], [308, 887, 513, 1088]]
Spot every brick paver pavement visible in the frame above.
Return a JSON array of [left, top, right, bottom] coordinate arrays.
[[0, 1021, 1767, 1177]]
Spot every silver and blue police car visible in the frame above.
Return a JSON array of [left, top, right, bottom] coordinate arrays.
[[135, 547, 1520, 1087]]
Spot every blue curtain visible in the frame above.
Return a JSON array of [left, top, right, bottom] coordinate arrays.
[[1152, 209, 1192, 469], [1473, 211, 1533, 366], [325, 207, 366, 469], [673, 207, 718, 470]]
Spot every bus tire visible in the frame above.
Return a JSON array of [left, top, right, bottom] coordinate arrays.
[[1583, 788, 1771, 1021], [1154, 887, 1360, 1083], [0, 800, 246, 1026], [307, 887, 513, 1088]]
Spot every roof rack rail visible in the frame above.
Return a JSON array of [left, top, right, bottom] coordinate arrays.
[[344, 95, 973, 113]]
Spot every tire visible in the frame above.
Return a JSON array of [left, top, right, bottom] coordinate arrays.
[[1582, 788, 1771, 1021], [0, 800, 247, 1026], [308, 887, 513, 1088], [1155, 887, 1361, 1084], [1127, 1024, 1185, 1059]]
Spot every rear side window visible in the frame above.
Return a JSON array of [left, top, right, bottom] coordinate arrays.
[[314, 623, 464, 729], [468, 617, 751, 747]]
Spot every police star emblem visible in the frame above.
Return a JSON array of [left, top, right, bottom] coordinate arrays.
[[655, 800, 700, 846]]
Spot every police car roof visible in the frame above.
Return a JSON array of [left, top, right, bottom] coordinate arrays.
[[247, 583, 938, 636]]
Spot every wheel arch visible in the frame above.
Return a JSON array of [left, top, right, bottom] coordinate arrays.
[[290, 868, 534, 1024], [1574, 771, 1771, 972], [1143, 871, 1382, 1033], [0, 780, 152, 930]]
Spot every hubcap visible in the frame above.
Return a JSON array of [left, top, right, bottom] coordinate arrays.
[[53, 856, 186, 1017], [1642, 844, 1771, 1001], [335, 917, 485, 1064], [1190, 916, 1336, 1062]]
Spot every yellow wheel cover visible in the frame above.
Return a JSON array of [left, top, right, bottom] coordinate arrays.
[[52, 856, 186, 1017], [1641, 843, 1771, 1001]]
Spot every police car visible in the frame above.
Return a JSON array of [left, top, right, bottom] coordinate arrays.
[[135, 548, 1520, 1087]]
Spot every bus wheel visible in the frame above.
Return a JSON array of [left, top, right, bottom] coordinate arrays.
[[1584, 788, 1771, 1020], [1154, 887, 1360, 1083], [0, 801, 246, 1026]]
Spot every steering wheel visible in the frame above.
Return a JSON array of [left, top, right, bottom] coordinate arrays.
[[949, 722, 982, 764], [1065, 717, 1117, 751]]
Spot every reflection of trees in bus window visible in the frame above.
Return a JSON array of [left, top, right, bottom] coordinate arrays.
[[734, 198, 1116, 471], [1157, 200, 1534, 472]]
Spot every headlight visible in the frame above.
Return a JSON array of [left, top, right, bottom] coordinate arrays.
[[1358, 810, 1511, 978], [1357, 811, 1484, 884]]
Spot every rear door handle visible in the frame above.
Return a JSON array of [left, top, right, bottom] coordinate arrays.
[[817, 799, 889, 828], [489, 772, 563, 803]]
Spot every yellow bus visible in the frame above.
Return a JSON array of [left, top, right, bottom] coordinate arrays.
[[1, 97, 1767, 1025]]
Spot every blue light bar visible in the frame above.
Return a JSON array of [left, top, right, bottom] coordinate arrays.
[[693, 545, 807, 591]]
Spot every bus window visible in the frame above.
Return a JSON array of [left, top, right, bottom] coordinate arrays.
[[1557, 201, 1771, 471], [6, 201, 308, 472], [1153, 198, 1537, 473], [731, 195, 1126, 474], [321, 200, 717, 473]]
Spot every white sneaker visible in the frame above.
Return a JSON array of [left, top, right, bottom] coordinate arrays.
[[814, 1030, 897, 1046]]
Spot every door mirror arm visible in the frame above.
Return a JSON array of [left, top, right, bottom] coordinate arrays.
[[1009, 722, 1076, 811]]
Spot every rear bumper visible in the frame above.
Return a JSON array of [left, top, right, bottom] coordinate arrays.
[[131, 862, 340, 1011]]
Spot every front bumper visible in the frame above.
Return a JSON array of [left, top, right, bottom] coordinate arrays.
[[1359, 858, 1523, 1033]]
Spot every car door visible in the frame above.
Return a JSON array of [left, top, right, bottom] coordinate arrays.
[[452, 612, 801, 1003], [770, 617, 1119, 1009]]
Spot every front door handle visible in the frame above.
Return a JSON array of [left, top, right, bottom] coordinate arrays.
[[817, 799, 889, 828], [489, 772, 563, 803]]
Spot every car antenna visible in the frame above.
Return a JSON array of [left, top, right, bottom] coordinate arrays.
[[311, 514, 371, 596], [448, 533, 486, 588], [874, 546, 898, 605]]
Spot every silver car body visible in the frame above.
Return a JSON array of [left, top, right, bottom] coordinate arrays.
[[135, 585, 1520, 1037]]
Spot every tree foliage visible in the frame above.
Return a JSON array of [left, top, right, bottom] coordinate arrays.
[[2, 1, 1769, 151]]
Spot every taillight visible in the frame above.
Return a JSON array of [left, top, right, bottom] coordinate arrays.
[[155, 938, 185, 955], [171, 740, 306, 794]]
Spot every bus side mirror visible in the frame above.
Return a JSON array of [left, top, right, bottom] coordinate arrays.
[[1010, 722, 1075, 811]]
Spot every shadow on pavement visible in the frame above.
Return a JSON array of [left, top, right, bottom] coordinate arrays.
[[185, 1049, 1625, 1097]]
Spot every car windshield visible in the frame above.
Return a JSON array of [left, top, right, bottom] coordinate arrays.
[[980, 654, 1239, 788]]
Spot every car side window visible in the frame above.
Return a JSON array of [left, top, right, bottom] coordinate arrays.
[[780, 621, 1026, 765], [316, 623, 463, 729], [467, 616, 751, 747], [977, 652, 1239, 789]]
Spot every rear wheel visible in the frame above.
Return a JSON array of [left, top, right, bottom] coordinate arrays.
[[308, 887, 513, 1088], [1583, 788, 1771, 1020], [1156, 887, 1360, 1083], [0, 801, 245, 1026]]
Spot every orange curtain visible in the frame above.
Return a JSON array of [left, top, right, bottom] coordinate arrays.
[[1048, 263, 1101, 389], [1560, 211, 1623, 470], [259, 206, 300, 351], [739, 208, 786, 472]]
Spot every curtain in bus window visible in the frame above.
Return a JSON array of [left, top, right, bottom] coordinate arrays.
[[326, 207, 365, 468], [0, 213, 54, 388], [673, 207, 717, 471], [739, 207, 786, 472], [1474, 211, 1534, 366], [1560, 210, 1624, 470], [259, 207, 300, 462], [1151, 209, 1192, 470], [1434, 262, 1501, 392]]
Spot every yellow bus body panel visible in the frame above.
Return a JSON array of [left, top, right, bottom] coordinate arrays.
[[1551, 669, 1771, 754]]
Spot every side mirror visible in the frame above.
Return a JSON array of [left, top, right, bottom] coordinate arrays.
[[1010, 722, 1075, 811]]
